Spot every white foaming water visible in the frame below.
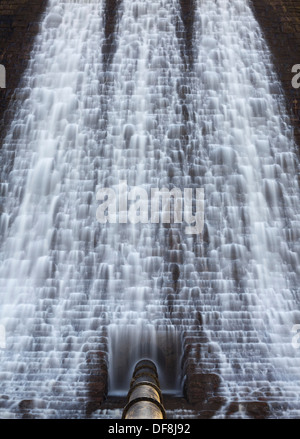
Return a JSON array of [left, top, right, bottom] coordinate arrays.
[[190, 0, 300, 412], [0, 0, 299, 418], [96, 0, 188, 393], [0, 0, 106, 417]]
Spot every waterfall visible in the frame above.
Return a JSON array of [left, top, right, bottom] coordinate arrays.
[[190, 0, 300, 415], [0, 0, 299, 419], [0, 0, 107, 418]]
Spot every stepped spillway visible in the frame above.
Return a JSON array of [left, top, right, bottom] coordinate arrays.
[[0, 0, 299, 419]]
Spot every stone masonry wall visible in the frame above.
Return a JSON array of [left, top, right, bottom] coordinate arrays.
[[0, 0, 48, 141], [1, 1, 300, 148], [250, 0, 300, 150]]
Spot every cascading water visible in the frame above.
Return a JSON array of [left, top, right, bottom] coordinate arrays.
[[190, 0, 300, 417], [0, 0, 107, 418], [97, 0, 191, 394], [0, 0, 299, 419]]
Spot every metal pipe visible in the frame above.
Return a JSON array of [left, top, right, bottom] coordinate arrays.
[[122, 359, 167, 419]]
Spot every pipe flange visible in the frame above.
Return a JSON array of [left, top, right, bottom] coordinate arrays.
[[122, 396, 167, 419], [127, 380, 163, 403]]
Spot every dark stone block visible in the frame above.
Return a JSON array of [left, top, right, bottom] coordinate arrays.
[[226, 400, 270, 419], [245, 401, 270, 419], [183, 372, 221, 405]]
